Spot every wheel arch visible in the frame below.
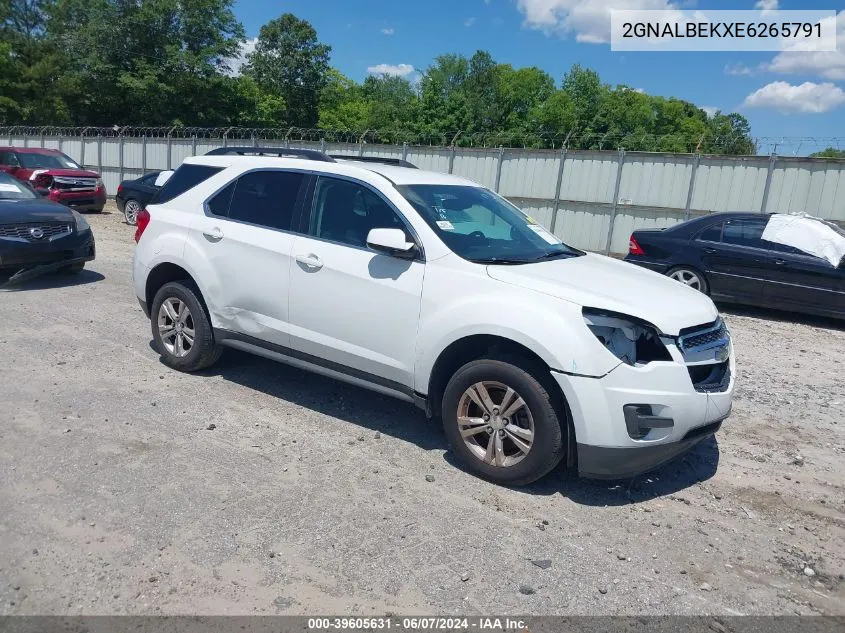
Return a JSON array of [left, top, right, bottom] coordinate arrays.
[[145, 262, 210, 317]]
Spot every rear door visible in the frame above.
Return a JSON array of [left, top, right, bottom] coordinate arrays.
[[760, 242, 845, 316], [697, 217, 771, 303], [190, 169, 309, 347]]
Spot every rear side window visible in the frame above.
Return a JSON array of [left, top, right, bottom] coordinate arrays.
[[207, 181, 236, 216], [227, 170, 306, 231], [722, 219, 766, 247], [698, 222, 723, 242], [154, 164, 222, 204]]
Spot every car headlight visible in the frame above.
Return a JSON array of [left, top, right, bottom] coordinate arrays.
[[582, 308, 671, 366], [96, 178, 104, 189], [71, 209, 90, 232]]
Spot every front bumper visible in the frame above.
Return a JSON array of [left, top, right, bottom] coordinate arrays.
[[0, 228, 95, 279], [553, 343, 734, 480], [45, 188, 107, 212]]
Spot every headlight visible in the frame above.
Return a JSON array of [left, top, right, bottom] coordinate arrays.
[[96, 178, 104, 189], [71, 209, 90, 232], [583, 308, 671, 366]]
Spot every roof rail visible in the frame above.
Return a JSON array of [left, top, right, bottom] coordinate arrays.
[[205, 147, 335, 162], [330, 155, 418, 169]]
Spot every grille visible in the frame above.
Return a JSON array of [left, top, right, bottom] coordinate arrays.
[[52, 176, 97, 191], [0, 222, 73, 241], [680, 321, 728, 350]]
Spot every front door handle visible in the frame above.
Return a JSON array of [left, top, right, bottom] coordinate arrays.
[[295, 253, 323, 270], [703, 248, 718, 254], [203, 227, 224, 242], [773, 258, 787, 265]]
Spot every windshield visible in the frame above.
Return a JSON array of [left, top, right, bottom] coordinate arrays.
[[398, 184, 582, 264], [0, 173, 37, 200], [18, 151, 82, 170]]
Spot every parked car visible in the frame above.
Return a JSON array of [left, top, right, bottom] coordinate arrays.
[[0, 171, 95, 285], [0, 147, 107, 212], [133, 148, 733, 485], [625, 212, 845, 320], [116, 172, 162, 224]]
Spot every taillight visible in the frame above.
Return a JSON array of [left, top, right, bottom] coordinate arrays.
[[117, 183, 123, 194], [628, 235, 645, 256], [134, 208, 150, 243]]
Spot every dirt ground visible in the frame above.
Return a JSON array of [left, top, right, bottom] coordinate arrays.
[[1, 204, 843, 616]]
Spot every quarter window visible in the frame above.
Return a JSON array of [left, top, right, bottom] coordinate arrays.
[[207, 181, 236, 217], [154, 164, 223, 204], [309, 176, 408, 248], [698, 222, 723, 242], [227, 170, 306, 231]]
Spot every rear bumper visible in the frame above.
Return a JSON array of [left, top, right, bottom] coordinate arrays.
[[623, 256, 670, 274]]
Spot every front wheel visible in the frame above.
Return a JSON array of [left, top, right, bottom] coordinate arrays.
[[150, 281, 221, 372], [441, 359, 566, 486]]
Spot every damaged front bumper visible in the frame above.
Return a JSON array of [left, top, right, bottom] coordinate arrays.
[[0, 230, 95, 287], [554, 322, 734, 480]]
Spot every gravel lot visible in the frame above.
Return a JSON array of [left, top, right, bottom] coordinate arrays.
[[1, 205, 843, 616]]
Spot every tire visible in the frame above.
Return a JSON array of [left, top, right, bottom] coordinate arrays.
[[667, 266, 709, 294], [150, 281, 221, 372], [441, 358, 566, 486], [61, 262, 85, 274], [123, 199, 141, 225]]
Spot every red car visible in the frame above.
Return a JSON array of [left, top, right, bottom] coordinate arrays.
[[0, 147, 107, 212]]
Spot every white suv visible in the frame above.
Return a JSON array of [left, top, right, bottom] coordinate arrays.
[[132, 148, 734, 485]]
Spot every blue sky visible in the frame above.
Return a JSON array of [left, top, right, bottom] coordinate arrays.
[[232, 0, 845, 153]]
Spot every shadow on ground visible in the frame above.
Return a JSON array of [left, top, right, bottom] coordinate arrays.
[[162, 346, 720, 505], [0, 269, 105, 292], [719, 303, 844, 331]]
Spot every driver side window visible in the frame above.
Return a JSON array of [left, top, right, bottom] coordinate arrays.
[[309, 176, 408, 249]]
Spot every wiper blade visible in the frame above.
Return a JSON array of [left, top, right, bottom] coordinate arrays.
[[533, 251, 576, 261], [474, 257, 533, 265]]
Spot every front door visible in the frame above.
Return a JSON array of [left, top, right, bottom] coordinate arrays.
[[288, 175, 424, 392]]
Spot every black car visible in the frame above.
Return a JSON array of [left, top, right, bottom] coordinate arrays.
[[0, 171, 95, 286], [116, 171, 161, 225], [624, 212, 845, 320]]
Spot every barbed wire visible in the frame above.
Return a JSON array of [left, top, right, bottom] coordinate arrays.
[[1, 126, 842, 156]]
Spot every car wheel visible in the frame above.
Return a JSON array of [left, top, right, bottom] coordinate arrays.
[[150, 281, 222, 372], [441, 358, 566, 486], [667, 266, 709, 294], [123, 199, 142, 225]]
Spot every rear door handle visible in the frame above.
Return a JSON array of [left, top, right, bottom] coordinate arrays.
[[202, 227, 223, 242], [703, 248, 718, 254], [295, 253, 323, 270], [773, 258, 787, 265]]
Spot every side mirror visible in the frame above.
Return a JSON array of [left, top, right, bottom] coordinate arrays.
[[366, 228, 416, 259]]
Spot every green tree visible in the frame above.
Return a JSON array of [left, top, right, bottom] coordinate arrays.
[[809, 147, 845, 159], [244, 13, 331, 128]]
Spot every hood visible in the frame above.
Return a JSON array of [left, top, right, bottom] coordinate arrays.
[[22, 168, 100, 179], [0, 198, 76, 224], [487, 253, 718, 336]]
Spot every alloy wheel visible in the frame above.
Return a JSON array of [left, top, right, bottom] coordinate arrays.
[[124, 200, 141, 225], [157, 297, 195, 358], [456, 381, 534, 467], [669, 269, 702, 291]]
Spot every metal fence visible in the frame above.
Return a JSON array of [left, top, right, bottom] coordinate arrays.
[[4, 126, 844, 255]]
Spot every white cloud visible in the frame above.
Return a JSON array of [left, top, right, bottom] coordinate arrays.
[[465, 17, 477, 27], [380, 27, 394, 35], [516, 0, 686, 44], [754, 0, 778, 13], [366, 63, 416, 77], [701, 106, 718, 117], [765, 11, 845, 80], [724, 62, 755, 76], [224, 37, 257, 76], [743, 81, 845, 114]]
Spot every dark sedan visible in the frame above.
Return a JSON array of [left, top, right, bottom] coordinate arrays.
[[624, 212, 845, 320], [0, 171, 95, 286], [115, 171, 161, 225]]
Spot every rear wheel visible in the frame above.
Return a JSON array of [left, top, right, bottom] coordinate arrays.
[[123, 199, 142, 225], [150, 281, 221, 372], [441, 358, 566, 486], [667, 266, 708, 294]]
